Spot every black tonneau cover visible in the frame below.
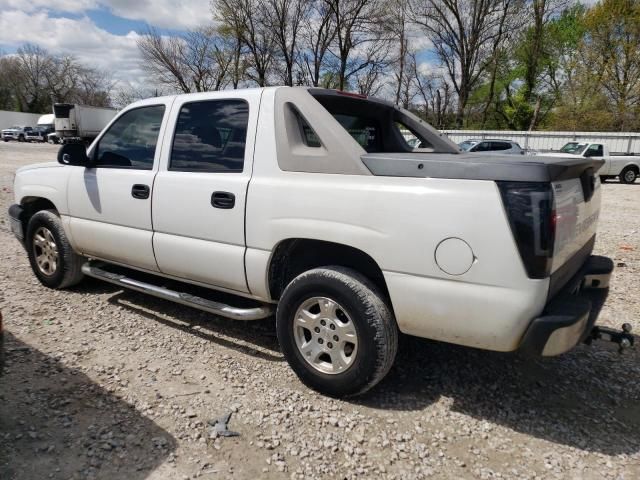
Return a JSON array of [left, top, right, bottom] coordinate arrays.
[[361, 153, 604, 182]]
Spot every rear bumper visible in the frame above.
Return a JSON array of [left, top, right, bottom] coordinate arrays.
[[8, 204, 25, 245], [519, 255, 613, 356]]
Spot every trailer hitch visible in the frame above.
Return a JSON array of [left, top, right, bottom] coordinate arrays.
[[584, 323, 634, 353]]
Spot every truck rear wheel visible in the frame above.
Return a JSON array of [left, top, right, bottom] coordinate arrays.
[[25, 210, 84, 289], [620, 167, 638, 184], [276, 266, 397, 397]]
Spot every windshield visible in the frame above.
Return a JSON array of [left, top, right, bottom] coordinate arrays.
[[560, 142, 587, 155], [459, 140, 478, 151]]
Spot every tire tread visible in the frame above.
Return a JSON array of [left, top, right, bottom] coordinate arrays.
[[26, 210, 84, 289], [277, 266, 398, 397]]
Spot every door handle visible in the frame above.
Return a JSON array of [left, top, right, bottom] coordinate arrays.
[[131, 184, 150, 199], [211, 191, 235, 209]]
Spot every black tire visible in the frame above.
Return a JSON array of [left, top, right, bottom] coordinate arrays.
[[25, 210, 84, 289], [18, 134, 25, 142], [276, 266, 398, 397], [620, 167, 638, 184], [599, 176, 608, 183]]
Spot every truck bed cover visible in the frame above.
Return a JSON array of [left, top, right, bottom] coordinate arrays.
[[362, 153, 604, 182]]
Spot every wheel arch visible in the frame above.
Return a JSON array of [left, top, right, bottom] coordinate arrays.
[[19, 196, 59, 230], [267, 238, 390, 303], [621, 163, 639, 174]]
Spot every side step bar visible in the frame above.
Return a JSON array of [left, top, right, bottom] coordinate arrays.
[[81, 263, 274, 321]]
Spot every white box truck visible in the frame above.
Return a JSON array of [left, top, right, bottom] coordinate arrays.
[[53, 103, 117, 144]]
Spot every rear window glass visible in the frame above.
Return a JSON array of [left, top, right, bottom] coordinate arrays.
[[396, 122, 427, 149], [333, 114, 381, 153]]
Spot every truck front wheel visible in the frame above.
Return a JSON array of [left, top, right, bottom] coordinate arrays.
[[276, 266, 398, 397], [25, 210, 84, 289], [620, 167, 638, 184]]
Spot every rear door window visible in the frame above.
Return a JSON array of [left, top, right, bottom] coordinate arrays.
[[491, 142, 511, 151], [170, 99, 249, 173], [585, 144, 604, 157], [473, 142, 492, 152]]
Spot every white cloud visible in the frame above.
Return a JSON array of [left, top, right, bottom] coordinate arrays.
[[0, 10, 148, 88], [417, 60, 448, 78], [105, 0, 212, 30], [0, 0, 98, 12], [0, 0, 212, 30]]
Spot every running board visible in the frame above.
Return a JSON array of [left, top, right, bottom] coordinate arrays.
[[81, 263, 274, 321]]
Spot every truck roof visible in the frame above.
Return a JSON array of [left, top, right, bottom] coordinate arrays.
[[122, 87, 392, 111]]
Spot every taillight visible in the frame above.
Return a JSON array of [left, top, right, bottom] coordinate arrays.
[[497, 181, 556, 278]]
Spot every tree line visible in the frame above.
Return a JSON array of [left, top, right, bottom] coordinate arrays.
[[1, 0, 638, 132], [0, 44, 112, 113], [137, 0, 640, 131]]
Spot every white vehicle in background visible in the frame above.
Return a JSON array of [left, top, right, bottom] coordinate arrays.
[[53, 103, 118, 144], [2, 125, 33, 142], [25, 114, 55, 142], [459, 139, 525, 155], [540, 142, 640, 184]]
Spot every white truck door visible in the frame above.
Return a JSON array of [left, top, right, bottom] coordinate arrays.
[[67, 101, 171, 271], [151, 91, 261, 293]]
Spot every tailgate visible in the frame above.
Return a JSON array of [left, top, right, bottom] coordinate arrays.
[[546, 164, 603, 299], [551, 174, 601, 273]]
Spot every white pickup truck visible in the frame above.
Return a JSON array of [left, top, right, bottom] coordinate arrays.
[[540, 142, 640, 184], [8, 88, 633, 396]]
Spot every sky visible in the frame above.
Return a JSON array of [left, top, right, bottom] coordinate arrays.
[[0, 0, 212, 89]]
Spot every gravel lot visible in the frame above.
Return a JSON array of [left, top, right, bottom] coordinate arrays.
[[1, 141, 639, 480]]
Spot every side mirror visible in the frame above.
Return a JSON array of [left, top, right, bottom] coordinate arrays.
[[57, 143, 91, 167]]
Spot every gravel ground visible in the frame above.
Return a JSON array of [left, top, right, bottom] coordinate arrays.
[[0, 141, 639, 480]]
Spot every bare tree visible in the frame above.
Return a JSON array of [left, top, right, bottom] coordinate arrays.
[[353, 59, 387, 96], [387, 0, 411, 105], [523, 0, 568, 100], [263, 0, 310, 86], [15, 44, 54, 111], [481, 0, 524, 127], [137, 27, 233, 93], [111, 84, 163, 109], [138, 29, 192, 93], [0, 44, 112, 112], [300, 1, 337, 86], [411, 55, 453, 127], [412, 0, 518, 127], [325, 0, 388, 90], [214, 0, 275, 86]]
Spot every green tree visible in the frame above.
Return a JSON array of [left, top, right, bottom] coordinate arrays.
[[470, 4, 586, 130], [583, 0, 640, 130]]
